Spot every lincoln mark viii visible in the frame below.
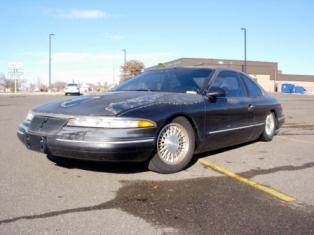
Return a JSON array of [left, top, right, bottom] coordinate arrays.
[[17, 67, 284, 173]]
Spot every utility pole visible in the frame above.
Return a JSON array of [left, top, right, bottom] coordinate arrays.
[[240, 28, 247, 73], [8, 63, 23, 93], [120, 49, 127, 83], [49, 33, 55, 91], [122, 49, 127, 66]]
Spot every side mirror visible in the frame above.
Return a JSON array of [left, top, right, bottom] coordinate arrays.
[[206, 87, 226, 98]]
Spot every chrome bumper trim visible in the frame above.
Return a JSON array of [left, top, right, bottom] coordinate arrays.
[[208, 123, 264, 134], [17, 130, 25, 135], [55, 138, 155, 145]]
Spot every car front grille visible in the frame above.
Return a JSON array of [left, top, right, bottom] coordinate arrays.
[[29, 116, 68, 135]]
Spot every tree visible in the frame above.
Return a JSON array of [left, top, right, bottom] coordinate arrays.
[[156, 63, 166, 68], [0, 74, 5, 87], [0, 73, 6, 92], [4, 79, 14, 92], [120, 60, 144, 83], [51, 81, 67, 92], [29, 83, 36, 92], [0, 73, 5, 81]]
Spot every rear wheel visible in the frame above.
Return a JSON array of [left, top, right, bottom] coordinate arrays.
[[261, 112, 276, 141], [148, 117, 195, 174]]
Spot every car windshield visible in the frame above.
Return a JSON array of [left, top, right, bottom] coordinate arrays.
[[67, 84, 78, 87], [115, 68, 212, 93]]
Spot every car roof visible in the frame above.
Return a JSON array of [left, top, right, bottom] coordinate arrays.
[[150, 66, 244, 74]]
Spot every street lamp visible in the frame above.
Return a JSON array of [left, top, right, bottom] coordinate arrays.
[[121, 49, 127, 66], [49, 33, 55, 91], [240, 28, 247, 72]]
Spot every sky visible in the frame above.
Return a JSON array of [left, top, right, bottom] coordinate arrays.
[[0, 0, 313, 85]]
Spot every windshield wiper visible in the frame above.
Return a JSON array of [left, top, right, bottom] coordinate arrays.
[[132, 89, 151, 91], [128, 89, 161, 92]]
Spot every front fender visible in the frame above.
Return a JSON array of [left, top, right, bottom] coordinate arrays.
[[119, 100, 206, 149]]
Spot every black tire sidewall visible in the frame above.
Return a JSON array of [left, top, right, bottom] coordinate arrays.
[[261, 112, 275, 141], [148, 117, 195, 173]]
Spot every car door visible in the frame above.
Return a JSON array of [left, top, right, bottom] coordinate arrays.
[[202, 70, 254, 151], [238, 72, 267, 140]]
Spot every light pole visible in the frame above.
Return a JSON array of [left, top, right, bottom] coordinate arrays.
[[121, 49, 127, 66], [49, 33, 55, 90], [240, 28, 247, 73]]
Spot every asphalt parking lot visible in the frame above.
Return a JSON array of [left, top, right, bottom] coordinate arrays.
[[0, 93, 313, 234]]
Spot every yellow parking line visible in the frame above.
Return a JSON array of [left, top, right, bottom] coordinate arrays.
[[198, 159, 295, 202], [277, 136, 314, 145]]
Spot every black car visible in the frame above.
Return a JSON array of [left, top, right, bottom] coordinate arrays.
[[17, 67, 284, 173]]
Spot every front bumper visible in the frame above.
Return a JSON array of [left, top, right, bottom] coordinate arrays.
[[17, 120, 156, 162]]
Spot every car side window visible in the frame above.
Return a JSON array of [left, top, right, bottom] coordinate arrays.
[[211, 71, 246, 97], [239, 73, 263, 97]]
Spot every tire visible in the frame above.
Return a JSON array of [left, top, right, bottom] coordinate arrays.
[[261, 112, 276, 141], [148, 117, 195, 174], [65, 93, 68, 96]]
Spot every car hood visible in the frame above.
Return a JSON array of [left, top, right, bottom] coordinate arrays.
[[32, 91, 204, 117]]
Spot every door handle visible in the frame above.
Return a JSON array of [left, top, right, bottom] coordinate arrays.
[[248, 104, 255, 112]]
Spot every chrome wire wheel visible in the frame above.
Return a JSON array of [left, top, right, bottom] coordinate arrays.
[[157, 123, 190, 165], [265, 113, 275, 136]]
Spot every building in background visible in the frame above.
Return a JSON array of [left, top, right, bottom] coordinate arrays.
[[148, 58, 314, 94]]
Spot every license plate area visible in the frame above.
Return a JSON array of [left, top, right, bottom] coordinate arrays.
[[26, 134, 47, 152]]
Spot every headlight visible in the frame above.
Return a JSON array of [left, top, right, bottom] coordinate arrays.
[[26, 111, 34, 122], [67, 117, 156, 128]]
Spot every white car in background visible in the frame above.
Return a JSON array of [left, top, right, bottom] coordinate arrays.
[[64, 83, 81, 96]]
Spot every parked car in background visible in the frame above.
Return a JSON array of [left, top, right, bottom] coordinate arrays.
[[64, 83, 80, 96], [17, 67, 284, 173]]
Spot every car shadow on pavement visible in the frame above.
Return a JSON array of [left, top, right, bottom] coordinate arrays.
[[46, 140, 259, 174], [191, 139, 259, 167], [46, 154, 148, 174]]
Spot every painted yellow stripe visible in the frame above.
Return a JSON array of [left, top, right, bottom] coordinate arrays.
[[198, 159, 295, 202], [278, 136, 314, 145]]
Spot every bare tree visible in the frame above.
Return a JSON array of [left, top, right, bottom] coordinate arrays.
[[0, 73, 5, 82], [4, 79, 14, 91], [51, 81, 67, 92], [0, 74, 6, 92], [29, 83, 36, 92], [120, 60, 144, 83]]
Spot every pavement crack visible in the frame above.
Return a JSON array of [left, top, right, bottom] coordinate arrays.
[[241, 162, 314, 179], [0, 201, 115, 225]]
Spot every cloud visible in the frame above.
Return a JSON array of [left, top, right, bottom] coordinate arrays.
[[21, 51, 176, 85], [44, 8, 109, 20], [52, 52, 119, 63], [51, 51, 174, 64], [63, 9, 108, 19]]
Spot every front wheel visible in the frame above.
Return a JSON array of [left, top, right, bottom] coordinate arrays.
[[148, 117, 195, 174], [261, 112, 276, 141]]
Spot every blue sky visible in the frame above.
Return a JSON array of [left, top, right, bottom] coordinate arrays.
[[1, 0, 313, 85]]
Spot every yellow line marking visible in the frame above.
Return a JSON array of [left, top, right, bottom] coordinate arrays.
[[277, 136, 314, 145], [198, 159, 295, 202]]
